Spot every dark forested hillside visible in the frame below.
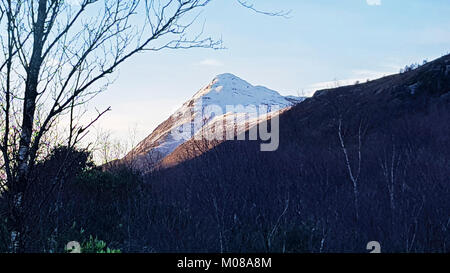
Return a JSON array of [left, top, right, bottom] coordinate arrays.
[[3, 55, 448, 253]]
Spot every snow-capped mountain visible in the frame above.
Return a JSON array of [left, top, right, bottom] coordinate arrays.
[[123, 73, 305, 169]]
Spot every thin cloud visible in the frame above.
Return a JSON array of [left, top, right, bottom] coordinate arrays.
[[307, 69, 394, 94], [352, 69, 390, 79], [308, 79, 363, 90], [198, 59, 224, 67], [366, 0, 382, 6]]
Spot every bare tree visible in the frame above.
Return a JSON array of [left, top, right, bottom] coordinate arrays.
[[0, 0, 286, 252], [337, 117, 367, 222], [379, 140, 401, 215]]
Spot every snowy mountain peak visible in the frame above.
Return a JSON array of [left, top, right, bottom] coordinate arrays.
[[192, 73, 293, 107], [211, 73, 255, 89], [124, 74, 306, 169], [214, 73, 242, 81], [193, 73, 250, 99]]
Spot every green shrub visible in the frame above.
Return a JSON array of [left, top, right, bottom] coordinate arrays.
[[81, 235, 121, 253]]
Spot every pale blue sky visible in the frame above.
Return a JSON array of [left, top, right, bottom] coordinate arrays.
[[87, 0, 450, 143]]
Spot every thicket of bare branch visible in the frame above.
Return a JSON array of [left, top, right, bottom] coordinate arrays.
[[0, 0, 288, 252]]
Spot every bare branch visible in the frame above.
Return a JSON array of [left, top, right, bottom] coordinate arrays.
[[237, 0, 291, 18]]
